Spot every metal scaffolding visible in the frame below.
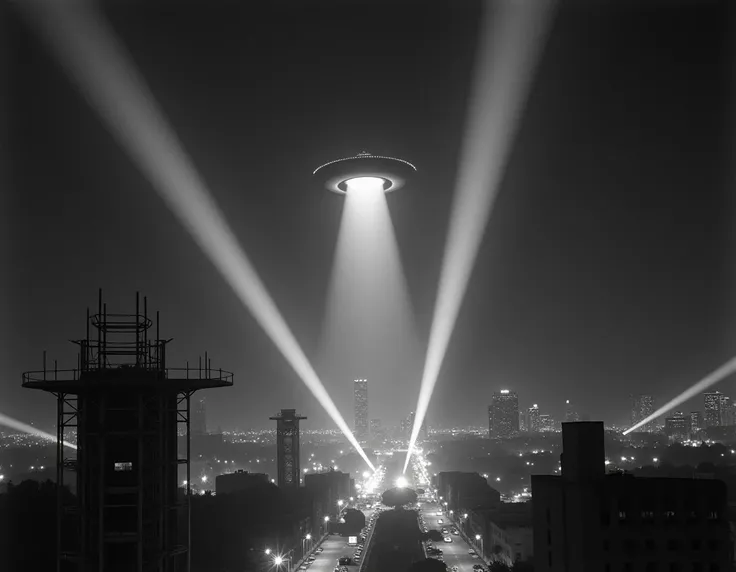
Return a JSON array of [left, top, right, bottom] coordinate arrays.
[[23, 291, 233, 572]]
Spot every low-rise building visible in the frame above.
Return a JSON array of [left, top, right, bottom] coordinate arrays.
[[532, 421, 730, 572]]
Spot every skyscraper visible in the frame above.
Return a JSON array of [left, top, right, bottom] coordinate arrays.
[[528, 404, 540, 433], [631, 394, 654, 431], [564, 399, 579, 422], [354, 379, 368, 440], [488, 390, 519, 439], [704, 391, 723, 428], [690, 411, 703, 435], [192, 396, 207, 435], [270, 409, 307, 488]]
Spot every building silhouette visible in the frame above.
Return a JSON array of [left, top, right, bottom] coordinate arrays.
[[270, 409, 306, 488], [22, 291, 233, 572], [215, 470, 269, 495], [630, 394, 654, 430], [704, 391, 723, 427], [527, 404, 540, 434], [191, 396, 207, 435], [353, 379, 368, 441], [664, 411, 689, 441], [532, 421, 729, 572], [488, 390, 519, 439]]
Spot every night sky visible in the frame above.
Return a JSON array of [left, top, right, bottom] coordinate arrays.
[[4, 0, 734, 432]]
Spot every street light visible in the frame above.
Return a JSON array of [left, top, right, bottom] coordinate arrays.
[[265, 548, 271, 555], [305, 534, 312, 540], [274, 556, 284, 566]]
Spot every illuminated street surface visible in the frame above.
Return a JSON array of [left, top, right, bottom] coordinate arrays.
[[306, 505, 376, 572], [419, 501, 482, 572], [20, 0, 374, 470]]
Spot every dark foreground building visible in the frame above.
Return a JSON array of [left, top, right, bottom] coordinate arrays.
[[215, 471, 269, 495], [23, 292, 233, 572], [532, 422, 730, 572]]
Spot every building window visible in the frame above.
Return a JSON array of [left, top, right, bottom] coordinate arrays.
[[708, 510, 719, 520], [601, 511, 610, 526], [624, 539, 639, 552], [667, 539, 680, 551], [645, 539, 656, 551], [547, 530, 552, 545], [670, 564, 679, 572], [708, 540, 719, 551], [641, 510, 655, 522], [546, 508, 551, 524], [114, 462, 133, 471], [646, 564, 657, 572], [624, 563, 633, 572], [664, 510, 676, 520], [692, 539, 701, 550], [548, 552, 552, 567], [618, 510, 628, 521], [692, 564, 703, 572], [709, 565, 719, 572], [603, 539, 609, 551], [515, 553, 521, 561], [605, 566, 611, 572]]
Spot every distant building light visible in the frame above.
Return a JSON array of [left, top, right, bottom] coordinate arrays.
[[114, 462, 133, 472], [500, 390, 510, 394]]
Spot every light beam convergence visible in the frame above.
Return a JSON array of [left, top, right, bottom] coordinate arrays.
[[21, 0, 374, 471]]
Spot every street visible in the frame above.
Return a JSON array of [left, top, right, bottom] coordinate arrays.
[[420, 501, 483, 572], [302, 507, 375, 572]]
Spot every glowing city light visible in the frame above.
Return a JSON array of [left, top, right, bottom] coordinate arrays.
[[404, 0, 556, 473], [0, 413, 77, 450], [274, 556, 284, 566], [363, 471, 370, 478], [265, 548, 271, 555], [21, 0, 375, 472], [623, 356, 736, 435], [396, 476, 408, 488]]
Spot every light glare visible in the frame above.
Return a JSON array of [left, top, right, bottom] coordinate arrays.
[[396, 476, 408, 488], [346, 177, 384, 193], [403, 0, 556, 473], [21, 0, 375, 472]]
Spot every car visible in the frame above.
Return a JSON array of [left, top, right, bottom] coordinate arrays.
[[299, 566, 308, 571], [443, 536, 452, 543], [338, 558, 352, 566], [437, 519, 444, 524], [468, 549, 476, 555], [441, 528, 448, 534], [315, 548, 323, 553], [451, 529, 459, 535]]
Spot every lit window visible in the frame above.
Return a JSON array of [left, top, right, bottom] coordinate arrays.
[[114, 462, 133, 471]]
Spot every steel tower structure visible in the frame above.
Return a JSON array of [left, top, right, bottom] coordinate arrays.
[[23, 291, 233, 572], [269, 409, 306, 488]]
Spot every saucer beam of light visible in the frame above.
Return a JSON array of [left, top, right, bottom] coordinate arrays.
[[623, 356, 736, 435], [395, 476, 408, 489], [403, 0, 556, 473], [20, 0, 374, 471], [0, 413, 77, 450]]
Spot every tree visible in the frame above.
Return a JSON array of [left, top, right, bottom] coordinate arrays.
[[343, 508, 366, 534], [407, 558, 448, 572], [381, 487, 418, 508]]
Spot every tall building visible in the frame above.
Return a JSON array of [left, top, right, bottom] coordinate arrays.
[[630, 394, 654, 430], [690, 411, 703, 434], [564, 399, 579, 422], [22, 292, 233, 571], [532, 422, 730, 572], [704, 391, 723, 427], [721, 395, 735, 426], [664, 411, 689, 442], [489, 390, 519, 439], [192, 396, 207, 435], [270, 409, 307, 488], [354, 379, 369, 440], [527, 404, 541, 433]]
